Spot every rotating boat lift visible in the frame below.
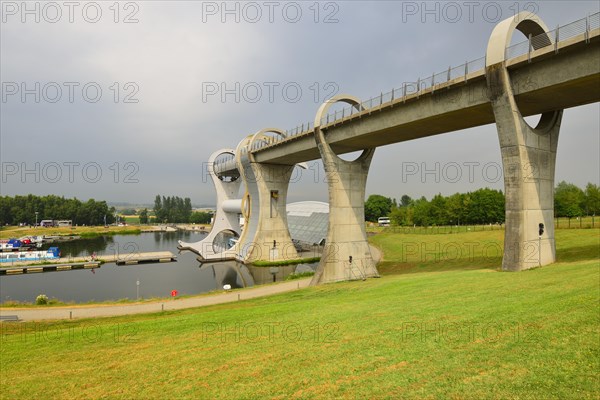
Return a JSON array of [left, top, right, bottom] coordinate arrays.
[[179, 130, 306, 264], [178, 148, 243, 260]]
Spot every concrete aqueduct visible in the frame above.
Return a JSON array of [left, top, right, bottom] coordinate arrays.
[[180, 12, 600, 285]]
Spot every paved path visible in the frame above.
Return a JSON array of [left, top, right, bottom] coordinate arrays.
[[0, 278, 312, 322]]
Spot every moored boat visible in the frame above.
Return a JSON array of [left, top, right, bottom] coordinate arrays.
[[0, 239, 23, 252], [0, 247, 61, 263]]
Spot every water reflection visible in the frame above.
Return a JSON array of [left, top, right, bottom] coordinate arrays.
[[247, 263, 316, 284], [199, 262, 256, 289], [49, 236, 116, 258]]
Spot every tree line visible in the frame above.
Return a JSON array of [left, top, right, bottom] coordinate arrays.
[[153, 195, 192, 223], [0, 195, 117, 226], [152, 195, 212, 224], [365, 182, 600, 226]]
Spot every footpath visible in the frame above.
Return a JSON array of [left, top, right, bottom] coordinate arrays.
[[0, 278, 312, 322], [0, 245, 383, 322]]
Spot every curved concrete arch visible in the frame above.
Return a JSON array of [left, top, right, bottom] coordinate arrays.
[[486, 12, 551, 67], [485, 12, 563, 271], [178, 148, 243, 260], [486, 11, 560, 133], [248, 128, 287, 159], [311, 95, 379, 285], [313, 94, 375, 163]]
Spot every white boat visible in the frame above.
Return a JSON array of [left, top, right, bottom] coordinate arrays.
[[0, 239, 23, 252], [19, 235, 44, 244], [0, 247, 60, 263]]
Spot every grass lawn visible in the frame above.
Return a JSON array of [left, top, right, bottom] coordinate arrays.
[[0, 225, 141, 239], [1, 229, 598, 399]]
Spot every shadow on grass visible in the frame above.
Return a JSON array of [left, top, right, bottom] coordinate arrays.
[[378, 241, 599, 276], [377, 255, 502, 276], [556, 244, 600, 263]]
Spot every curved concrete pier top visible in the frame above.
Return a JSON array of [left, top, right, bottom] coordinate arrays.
[[313, 94, 375, 164], [486, 11, 551, 66], [248, 128, 287, 160]]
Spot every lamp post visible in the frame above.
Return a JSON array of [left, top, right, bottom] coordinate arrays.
[[35, 211, 38, 228], [538, 223, 544, 267]]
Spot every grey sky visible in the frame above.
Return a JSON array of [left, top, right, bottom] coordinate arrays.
[[1, 1, 599, 206]]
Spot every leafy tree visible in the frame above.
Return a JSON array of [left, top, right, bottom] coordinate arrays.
[[364, 195, 393, 222], [400, 195, 413, 207], [555, 181, 585, 219], [412, 197, 432, 226], [139, 208, 149, 224], [465, 188, 504, 224], [184, 198, 193, 222], [429, 194, 448, 225], [153, 194, 195, 223], [390, 205, 413, 226], [446, 193, 467, 225], [154, 195, 164, 222], [190, 211, 213, 224], [0, 195, 115, 226], [584, 183, 600, 216]]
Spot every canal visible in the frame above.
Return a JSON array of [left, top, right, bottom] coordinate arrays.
[[0, 231, 255, 304]]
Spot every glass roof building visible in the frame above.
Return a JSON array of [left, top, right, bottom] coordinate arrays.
[[286, 201, 329, 246]]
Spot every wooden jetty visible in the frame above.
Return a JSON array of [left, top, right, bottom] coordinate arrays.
[[0, 251, 177, 274], [111, 251, 177, 265], [0, 262, 101, 275]]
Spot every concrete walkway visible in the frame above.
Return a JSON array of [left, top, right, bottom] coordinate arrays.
[[0, 278, 312, 322]]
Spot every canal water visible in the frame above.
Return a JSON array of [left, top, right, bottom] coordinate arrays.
[[0, 231, 260, 304]]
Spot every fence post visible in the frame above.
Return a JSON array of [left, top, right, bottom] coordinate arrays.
[[585, 14, 590, 43]]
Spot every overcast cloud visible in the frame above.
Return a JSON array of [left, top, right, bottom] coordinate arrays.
[[1, 0, 599, 206]]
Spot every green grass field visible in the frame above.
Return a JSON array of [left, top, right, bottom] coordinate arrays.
[[0, 225, 141, 239], [1, 229, 598, 399]]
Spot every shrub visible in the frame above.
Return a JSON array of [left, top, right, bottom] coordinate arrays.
[[35, 294, 49, 305], [285, 271, 315, 280]]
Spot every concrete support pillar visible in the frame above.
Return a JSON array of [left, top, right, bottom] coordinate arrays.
[[178, 149, 242, 260], [310, 95, 379, 285], [486, 12, 563, 271], [234, 129, 300, 263]]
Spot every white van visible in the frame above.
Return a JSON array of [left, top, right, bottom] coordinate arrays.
[[378, 217, 391, 227]]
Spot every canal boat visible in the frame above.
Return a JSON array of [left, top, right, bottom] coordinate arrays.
[[0, 247, 61, 263]]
